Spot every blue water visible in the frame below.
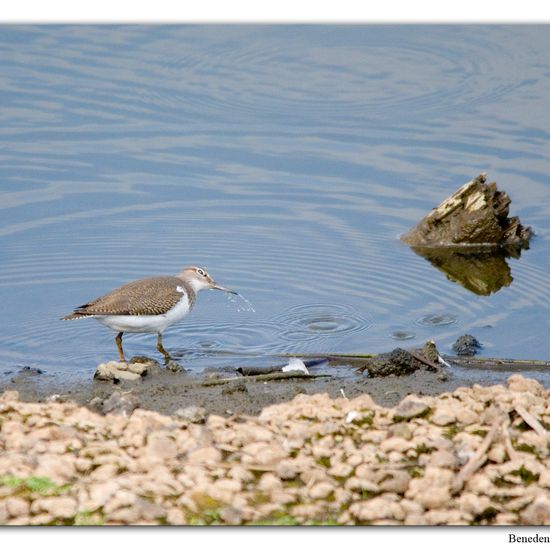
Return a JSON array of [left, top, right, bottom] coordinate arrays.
[[1, 25, 550, 383]]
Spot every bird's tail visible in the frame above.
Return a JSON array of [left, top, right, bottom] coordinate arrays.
[[61, 312, 89, 320]]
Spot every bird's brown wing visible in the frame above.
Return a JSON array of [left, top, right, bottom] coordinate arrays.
[[63, 276, 192, 318]]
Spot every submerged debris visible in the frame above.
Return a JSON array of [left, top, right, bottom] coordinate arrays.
[[453, 335, 483, 356]]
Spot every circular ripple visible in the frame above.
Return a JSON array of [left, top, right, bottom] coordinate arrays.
[[415, 313, 459, 327], [271, 303, 373, 343], [391, 330, 416, 341]]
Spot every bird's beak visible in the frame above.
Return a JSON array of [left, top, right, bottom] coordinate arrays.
[[211, 282, 238, 295]]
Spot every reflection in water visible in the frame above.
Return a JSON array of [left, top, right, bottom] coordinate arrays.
[[410, 245, 523, 296]]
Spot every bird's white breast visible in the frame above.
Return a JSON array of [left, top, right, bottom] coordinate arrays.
[[96, 290, 191, 334]]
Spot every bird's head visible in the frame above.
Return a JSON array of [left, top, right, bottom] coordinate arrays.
[[178, 266, 237, 295]]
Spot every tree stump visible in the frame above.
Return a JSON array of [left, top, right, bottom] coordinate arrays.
[[401, 173, 533, 248]]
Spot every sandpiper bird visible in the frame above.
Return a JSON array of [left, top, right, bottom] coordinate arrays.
[[62, 266, 236, 362]]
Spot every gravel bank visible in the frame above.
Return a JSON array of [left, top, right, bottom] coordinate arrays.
[[0, 374, 549, 525]]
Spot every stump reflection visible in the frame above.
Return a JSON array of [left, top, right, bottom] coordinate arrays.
[[411, 245, 524, 296]]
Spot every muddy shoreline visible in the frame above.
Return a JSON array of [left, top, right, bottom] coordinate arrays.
[[2, 352, 549, 418]]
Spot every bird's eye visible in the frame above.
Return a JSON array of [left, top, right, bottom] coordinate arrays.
[[197, 268, 206, 277]]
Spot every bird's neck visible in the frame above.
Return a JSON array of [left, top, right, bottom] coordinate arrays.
[[178, 279, 197, 308]]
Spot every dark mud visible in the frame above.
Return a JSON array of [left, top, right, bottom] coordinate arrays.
[[2, 350, 549, 418]]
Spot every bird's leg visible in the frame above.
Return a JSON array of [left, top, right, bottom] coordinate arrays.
[[157, 333, 172, 362], [116, 332, 127, 363]]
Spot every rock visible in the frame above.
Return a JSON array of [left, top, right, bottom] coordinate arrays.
[[378, 470, 411, 494], [308, 481, 334, 500], [5, 497, 30, 518], [276, 459, 298, 480], [94, 361, 141, 382], [165, 360, 185, 373], [34, 455, 76, 483], [175, 406, 207, 424], [31, 496, 77, 519], [380, 436, 414, 454], [101, 391, 140, 416], [520, 496, 550, 525], [349, 496, 404, 522], [145, 432, 178, 460], [388, 423, 413, 440], [0, 390, 19, 402], [86, 480, 119, 510], [166, 508, 185, 525], [258, 473, 283, 493], [359, 348, 429, 377], [426, 450, 459, 469], [328, 462, 353, 479], [90, 463, 119, 482], [394, 396, 431, 421], [507, 375, 544, 395], [128, 356, 162, 375], [405, 467, 454, 509], [241, 442, 286, 466], [186, 446, 222, 466], [103, 489, 137, 514], [452, 335, 482, 356], [431, 406, 456, 426]]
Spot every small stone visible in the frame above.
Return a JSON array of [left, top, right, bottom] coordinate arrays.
[[380, 436, 414, 453], [507, 375, 544, 395], [308, 481, 334, 500], [186, 446, 222, 465], [388, 423, 413, 440], [394, 396, 431, 421], [258, 473, 283, 493], [220, 506, 243, 525], [405, 467, 454, 509], [5, 497, 29, 518], [165, 360, 185, 372], [378, 470, 411, 494], [102, 391, 140, 416], [276, 459, 298, 480], [90, 463, 119, 482], [328, 462, 353, 478], [31, 496, 77, 519], [34, 455, 76, 483], [87, 480, 119, 510], [103, 489, 137, 514], [145, 432, 178, 460], [0, 390, 19, 402], [94, 361, 141, 382], [175, 406, 207, 424], [425, 450, 459, 469], [349, 496, 404, 522], [520, 496, 550, 525], [431, 408, 456, 426], [166, 508, 185, 525]]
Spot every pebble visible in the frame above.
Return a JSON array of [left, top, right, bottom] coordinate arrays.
[[394, 396, 431, 421], [174, 406, 207, 424]]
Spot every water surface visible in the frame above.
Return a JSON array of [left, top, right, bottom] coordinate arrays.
[[1, 25, 550, 385]]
